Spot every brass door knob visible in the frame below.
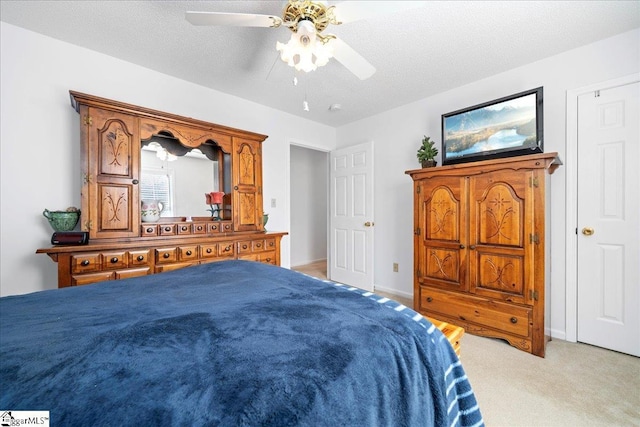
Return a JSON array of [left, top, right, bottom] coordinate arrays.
[[582, 227, 595, 236], [364, 222, 374, 227]]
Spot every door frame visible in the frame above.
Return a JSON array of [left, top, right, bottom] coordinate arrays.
[[286, 139, 332, 269], [565, 73, 640, 342]]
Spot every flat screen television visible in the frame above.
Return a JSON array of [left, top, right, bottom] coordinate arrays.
[[441, 87, 543, 165]]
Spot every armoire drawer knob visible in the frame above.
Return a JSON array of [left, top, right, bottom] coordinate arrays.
[[164, 227, 171, 232], [510, 317, 518, 324], [146, 228, 154, 233], [81, 260, 90, 266], [137, 255, 144, 261], [206, 248, 212, 254], [181, 226, 188, 231], [459, 244, 465, 249], [110, 257, 119, 263], [186, 250, 192, 256], [163, 253, 170, 259], [426, 297, 433, 303]]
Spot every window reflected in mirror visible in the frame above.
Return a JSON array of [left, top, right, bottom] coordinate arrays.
[[141, 134, 228, 219]]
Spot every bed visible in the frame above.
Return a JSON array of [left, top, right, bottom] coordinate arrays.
[[0, 260, 483, 426]]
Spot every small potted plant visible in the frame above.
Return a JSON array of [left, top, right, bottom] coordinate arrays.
[[417, 135, 439, 168]]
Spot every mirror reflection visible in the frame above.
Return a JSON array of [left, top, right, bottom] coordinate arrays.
[[141, 134, 230, 219]]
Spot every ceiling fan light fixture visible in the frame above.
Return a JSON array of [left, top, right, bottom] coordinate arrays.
[[276, 19, 333, 73]]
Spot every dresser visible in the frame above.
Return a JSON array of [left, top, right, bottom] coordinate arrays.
[[37, 91, 286, 287], [406, 153, 561, 357]]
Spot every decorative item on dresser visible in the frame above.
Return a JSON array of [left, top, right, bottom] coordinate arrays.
[[37, 91, 287, 288], [406, 152, 562, 357], [416, 135, 439, 168]]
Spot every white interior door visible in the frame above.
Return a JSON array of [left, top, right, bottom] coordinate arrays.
[[329, 141, 374, 291], [577, 81, 639, 356]]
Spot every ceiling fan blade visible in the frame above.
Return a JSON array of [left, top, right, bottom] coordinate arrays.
[[185, 11, 282, 28], [329, 37, 376, 80], [332, 1, 425, 24]]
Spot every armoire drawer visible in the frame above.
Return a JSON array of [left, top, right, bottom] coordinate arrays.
[[419, 287, 531, 338]]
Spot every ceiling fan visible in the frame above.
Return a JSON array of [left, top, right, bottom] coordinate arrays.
[[186, 1, 410, 80]]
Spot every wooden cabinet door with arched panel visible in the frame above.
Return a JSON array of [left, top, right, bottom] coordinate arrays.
[[468, 169, 537, 306], [232, 138, 263, 232], [417, 175, 468, 293], [81, 106, 140, 239]]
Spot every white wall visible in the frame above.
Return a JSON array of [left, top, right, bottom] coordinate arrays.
[[336, 29, 640, 339], [289, 145, 328, 267], [0, 22, 336, 296]]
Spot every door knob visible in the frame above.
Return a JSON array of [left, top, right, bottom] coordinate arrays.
[[582, 227, 595, 236], [364, 222, 374, 227]]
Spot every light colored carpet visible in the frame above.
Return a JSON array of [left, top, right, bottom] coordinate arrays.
[[462, 334, 639, 426], [292, 261, 640, 427]]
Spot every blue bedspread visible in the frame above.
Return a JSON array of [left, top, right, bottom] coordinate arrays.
[[0, 260, 483, 426]]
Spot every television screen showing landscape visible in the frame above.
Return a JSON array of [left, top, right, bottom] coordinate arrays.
[[443, 92, 538, 160]]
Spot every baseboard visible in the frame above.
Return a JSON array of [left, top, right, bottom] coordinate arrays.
[[550, 328, 567, 341], [373, 283, 413, 301], [291, 258, 326, 268]]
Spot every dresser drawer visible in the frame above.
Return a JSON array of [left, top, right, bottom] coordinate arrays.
[[159, 224, 176, 236], [237, 240, 252, 254], [177, 223, 192, 235], [192, 223, 207, 234], [101, 251, 127, 270], [420, 287, 531, 338], [141, 224, 158, 236], [129, 250, 152, 266], [155, 247, 178, 264], [155, 262, 195, 273], [72, 271, 115, 286], [218, 242, 235, 257], [200, 243, 218, 259], [71, 253, 102, 274], [207, 222, 222, 233], [115, 267, 151, 280], [178, 245, 199, 261]]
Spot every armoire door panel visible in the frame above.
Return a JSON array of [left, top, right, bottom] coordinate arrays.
[[422, 246, 462, 287], [423, 182, 462, 242], [473, 251, 526, 304], [471, 180, 525, 247], [86, 107, 140, 239], [98, 184, 133, 232]]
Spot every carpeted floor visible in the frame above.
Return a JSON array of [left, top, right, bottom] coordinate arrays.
[[292, 261, 640, 427]]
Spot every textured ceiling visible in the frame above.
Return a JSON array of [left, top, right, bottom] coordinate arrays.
[[1, 1, 639, 127]]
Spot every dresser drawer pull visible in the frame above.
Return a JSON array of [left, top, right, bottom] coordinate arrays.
[[164, 227, 171, 232], [265, 258, 271, 262], [137, 255, 144, 261], [256, 243, 262, 248], [163, 253, 170, 259], [186, 250, 192, 256], [146, 227, 154, 233], [510, 317, 518, 324], [269, 242, 274, 247], [206, 248, 212, 254], [110, 257, 119, 263], [181, 226, 188, 231], [242, 244, 248, 249], [224, 245, 232, 252], [81, 260, 90, 266], [459, 244, 465, 249], [426, 297, 433, 302], [197, 226, 204, 231]]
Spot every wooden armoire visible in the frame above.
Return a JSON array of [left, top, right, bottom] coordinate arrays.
[[37, 91, 286, 288], [406, 153, 561, 357]]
